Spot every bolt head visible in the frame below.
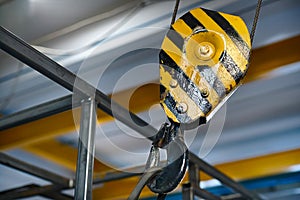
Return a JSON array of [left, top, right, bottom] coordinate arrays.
[[199, 45, 210, 55], [176, 102, 188, 113], [201, 88, 209, 98], [170, 79, 178, 88], [196, 42, 215, 61]]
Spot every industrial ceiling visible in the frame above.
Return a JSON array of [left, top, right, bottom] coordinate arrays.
[[0, 0, 300, 199]]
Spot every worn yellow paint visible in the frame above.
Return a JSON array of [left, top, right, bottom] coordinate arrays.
[[92, 148, 300, 199], [220, 12, 251, 47], [191, 8, 250, 72], [160, 8, 251, 124], [172, 19, 193, 38], [160, 63, 204, 123], [216, 63, 237, 91]]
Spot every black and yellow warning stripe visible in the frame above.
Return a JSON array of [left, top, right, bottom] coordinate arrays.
[[160, 7, 251, 126]]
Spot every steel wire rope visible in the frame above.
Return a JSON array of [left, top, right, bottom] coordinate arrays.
[[250, 0, 263, 44]]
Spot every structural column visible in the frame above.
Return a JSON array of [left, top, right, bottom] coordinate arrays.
[[75, 98, 96, 200]]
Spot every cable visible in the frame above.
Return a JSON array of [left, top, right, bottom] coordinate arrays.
[[170, 0, 180, 25], [250, 0, 263, 44], [246, 0, 263, 73]]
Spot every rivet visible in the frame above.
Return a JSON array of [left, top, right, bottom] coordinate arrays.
[[176, 102, 188, 113], [201, 88, 209, 98], [169, 79, 178, 88]]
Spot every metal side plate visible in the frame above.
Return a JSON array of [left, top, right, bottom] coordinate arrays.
[[160, 7, 251, 128]]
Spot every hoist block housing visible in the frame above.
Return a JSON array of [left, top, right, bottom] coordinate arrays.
[[160, 7, 251, 128]]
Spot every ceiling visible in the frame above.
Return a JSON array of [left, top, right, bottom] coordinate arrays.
[[1, 0, 300, 199], [1, 0, 300, 113]]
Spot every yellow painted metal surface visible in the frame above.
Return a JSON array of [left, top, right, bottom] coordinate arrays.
[[160, 8, 251, 127]]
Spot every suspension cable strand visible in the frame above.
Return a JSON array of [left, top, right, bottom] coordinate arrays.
[[171, 0, 180, 25], [250, 0, 263, 44]]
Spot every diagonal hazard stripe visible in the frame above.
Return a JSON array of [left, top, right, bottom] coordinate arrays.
[[202, 8, 250, 59], [166, 27, 185, 50], [171, 19, 193, 38], [189, 8, 249, 73], [160, 50, 212, 115], [160, 69, 203, 124], [163, 91, 192, 123], [197, 65, 226, 98], [220, 51, 244, 84], [181, 12, 206, 30]]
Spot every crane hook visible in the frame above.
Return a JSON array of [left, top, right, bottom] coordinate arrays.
[[146, 122, 188, 194]]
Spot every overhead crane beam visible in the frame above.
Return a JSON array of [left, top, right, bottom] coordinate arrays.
[[0, 83, 159, 149], [23, 139, 111, 172], [245, 34, 300, 82]]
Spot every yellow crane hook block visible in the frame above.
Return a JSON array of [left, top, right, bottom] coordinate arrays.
[[160, 7, 251, 129]]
